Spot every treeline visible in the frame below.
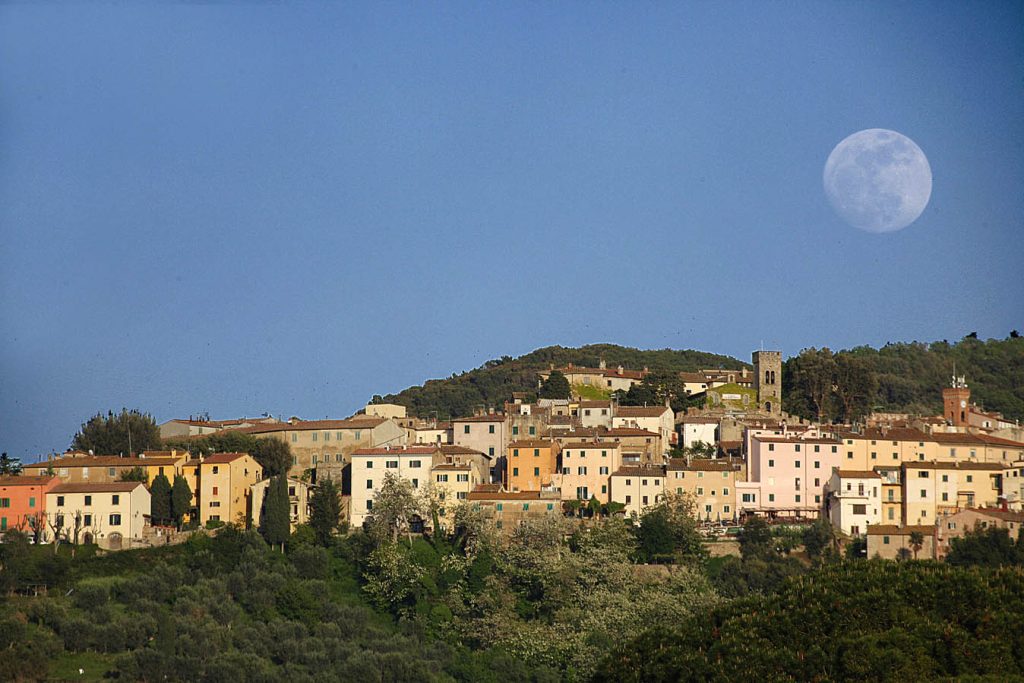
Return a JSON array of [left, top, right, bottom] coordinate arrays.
[[377, 344, 746, 419], [783, 335, 1024, 422]]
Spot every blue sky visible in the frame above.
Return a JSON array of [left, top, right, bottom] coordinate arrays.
[[1, 3, 1021, 458]]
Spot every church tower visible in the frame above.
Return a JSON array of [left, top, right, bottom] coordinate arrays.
[[942, 375, 970, 427], [753, 350, 782, 416]]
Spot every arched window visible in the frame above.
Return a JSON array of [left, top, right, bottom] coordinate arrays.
[[770, 370, 776, 384], [765, 402, 772, 413], [765, 370, 770, 384]]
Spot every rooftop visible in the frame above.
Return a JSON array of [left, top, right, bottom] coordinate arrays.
[[51, 482, 146, 494]]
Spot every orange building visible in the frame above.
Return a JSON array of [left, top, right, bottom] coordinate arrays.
[[506, 440, 560, 491], [0, 475, 60, 536]]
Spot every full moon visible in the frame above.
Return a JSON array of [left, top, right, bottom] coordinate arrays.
[[823, 129, 932, 233]]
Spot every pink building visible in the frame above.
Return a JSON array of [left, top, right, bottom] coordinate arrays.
[[746, 435, 844, 517]]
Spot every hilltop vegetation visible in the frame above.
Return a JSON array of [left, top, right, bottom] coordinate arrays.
[[377, 336, 1024, 423], [376, 344, 746, 419]]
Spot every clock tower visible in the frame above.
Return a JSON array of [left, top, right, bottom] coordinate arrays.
[[942, 375, 970, 427]]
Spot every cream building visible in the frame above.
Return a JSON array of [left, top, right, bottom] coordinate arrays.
[[24, 451, 187, 485], [364, 403, 407, 420], [825, 469, 883, 536], [902, 461, 1003, 525], [350, 445, 444, 528], [46, 482, 150, 550], [866, 524, 937, 560], [613, 405, 674, 455], [452, 414, 509, 462], [610, 465, 666, 518]]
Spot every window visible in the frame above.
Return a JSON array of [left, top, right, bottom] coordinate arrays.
[[852, 504, 867, 514], [409, 460, 421, 468], [562, 467, 570, 475], [941, 492, 948, 502], [496, 503, 503, 511], [354, 431, 361, 440], [871, 452, 877, 460], [920, 489, 927, 498], [366, 461, 374, 469], [578, 467, 587, 475], [768, 494, 775, 502], [213, 466, 219, 474], [108, 467, 116, 477], [312, 433, 318, 442], [795, 461, 801, 468], [626, 479, 631, 485], [705, 504, 712, 513], [57, 496, 65, 507], [625, 495, 632, 504], [489, 447, 494, 456], [512, 426, 519, 435], [495, 520, 503, 529], [386, 460, 398, 469], [888, 508, 895, 520], [795, 494, 801, 502], [883, 536, 890, 545], [513, 468, 519, 476], [768, 444, 775, 452], [533, 467, 540, 476], [698, 472, 704, 479], [724, 505, 731, 513], [337, 432, 343, 440], [109, 514, 122, 526], [324, 432, 331, 441], [457, 473, 469, 482], [457, 492, 468, 500], [210, 501, 221, 508], [814, 478, 820, 487], [366, 500, 372, 510], [768, 459, 775, 467], [412, 478, 418, 488], [533, 449, 540, 457], [697, 487, 704, 495], [28, 497, 35, 508], [84, 495, 92, 506], [112, 494, 120, 505], [513, 449, 519, 457], [814, 461, 820, 469], [723, 487, 730, 495], [831, 446, 838, 453], [291, 434, 297, 443], [84, 514, 92, 526], [489, 425, 495, 434], [437, 474, 449, 483], [0, 498, 7, 508], [966, 475, 973, 483], [212, 486, 219, 495], [601, 484, 607, 494], [464, 425, 470, 434], [642, 496, 649, 505], [547, 503, 554, 510], [312, 455, 318, 465], [600, 466, 609, 475], [742, 493, 754, 503], [918, 471, 929, 478], [366, 479, 373, 489], [522, 503, 530, 511], [795, 445, 801, 452], [814, 495, 821, 503], [529, 426, 536, 435]]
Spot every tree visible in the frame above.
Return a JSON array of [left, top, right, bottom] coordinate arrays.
[[309, 478, 342, 546], [946, 525, 1024, 567], [802, 518, 837, 561], [150, 474, 172, 526], [635, 493, 706, 564], [118, 466, 148, 483], [170, 475, 192, 530], [909, 531, 925, 560], [788, 348, 837, 422], [71, 409, 161, 455], [0, 453, 22, 476], [259, 475, 290, 551], [738, 517, 775, 559], [251, 438, 293, 478], [538, 370, 571, 400], [368, 473, 422, 544], [833, 354, 877, 422]]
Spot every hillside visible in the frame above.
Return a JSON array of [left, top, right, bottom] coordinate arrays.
[[379, 336, 1024, 423], [376, 344, 747, 419]]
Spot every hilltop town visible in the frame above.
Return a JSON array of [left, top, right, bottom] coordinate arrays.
[[5, 346, 1023, 561]]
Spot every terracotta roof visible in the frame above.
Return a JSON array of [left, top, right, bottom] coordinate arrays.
[[352, 446, 439, 456], [202, 452, 251, 465], [677, 416, 720, 424], [867, 524, 934, 535], [467, 488, 560, 501], [431, 463, 471, 471], [958, 508, 1024, 523], [0, 475, 59, 487], [612, 466, 666, 478], [508, 440, 557, 449], [679, 372, 707, 383], [50, 482, 145, 494], [560, 441, 621, 449], [578, 400, 612, 408], [550, 365, 647, 380], [452, 415, 506, 423], [616, 406, 671, 418], [24, 455, 181, 469], [753, 436, 842, 445], [439, 445, 488, 457], [245, 418, 386, 434], [837, 427, 930, 442], [667, 458, 737, 472], [601, 427, 659, 437], [904, 461, 1006, 471], [835, 470, 882, 479]]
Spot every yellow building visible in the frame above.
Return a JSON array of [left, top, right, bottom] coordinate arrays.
[[557, 441, 621, 503], [23, 451, 187, 485], [506, 440, 560, 492], [610, 465, 667, 518], [902, 461, 1003, 525], [198, 452, 263, 526], [666, 458, 739, 522]]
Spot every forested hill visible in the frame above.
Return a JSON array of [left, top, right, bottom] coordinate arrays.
[[783, 335, 1024, 422], [376, 344, 747, 419], [378, 336, 1024, 423]]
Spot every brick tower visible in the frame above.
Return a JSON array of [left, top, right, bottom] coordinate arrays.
[[753, 350, 782, 416], [942, 375, 970, 427]]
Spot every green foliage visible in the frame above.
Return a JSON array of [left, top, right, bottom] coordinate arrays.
[[538, 370, 571, 399], [594, 561, 1024, 682], [616, 370, 700, 414], [801, 518, 837, 561], [0, 452, 23, 475], [118, 466, 148, 482], [379, 344, 745, 419], [635, 493, 707, 565], [784, 336, 1024, 422], [71, 408, 161, 455], [150, 474, 172, 526], [947, 525, 1024, 567], [170, 475, 192, 529], [310, 478, 342, 546], [259, 475, 291, 550], [165, 431, 293, 478]]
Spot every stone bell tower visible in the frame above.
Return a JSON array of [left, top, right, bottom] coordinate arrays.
[[753, 350, 782, 417]]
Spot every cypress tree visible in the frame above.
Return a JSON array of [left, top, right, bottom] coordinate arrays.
[[150, 474, 172, 526], [260, 475, 290, 551], [170, 475, 193, 530]]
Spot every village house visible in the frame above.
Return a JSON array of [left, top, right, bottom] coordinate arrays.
[[612, 405, 675, 454], [451, 414, 509, 463], [902, 461, 1004, 525], [506, 440, 560, 492], [23, 451, 188, 485], [539, 361, 648, 394], [666, 458, 739, 522], [936, 507, 1024, 558], [467, 485, 563, 532], [610, 465, 666, 518], [0, 475, 60, 537], [349, 445, 445, 528], [676, 416, 720, 450], [744, 434, 844, 518], [45, 481, 150, 550], [198, 452, 263, 527], [555, 441, 622, 503], [866, 524, 937, 560], [251, 477, 312, 531], [824, 469, 883, 536]]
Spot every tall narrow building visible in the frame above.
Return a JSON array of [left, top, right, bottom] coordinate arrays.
[[753, 350, 782, 416]]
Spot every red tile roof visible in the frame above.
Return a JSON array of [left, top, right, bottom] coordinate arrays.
[[202, 452, 251, 465], [245, 418, 386, 434], [616, 406, 671, 418], [352, 446, 440, 456], [0, 475, 59, 487], [50, 482, 146, 494]]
